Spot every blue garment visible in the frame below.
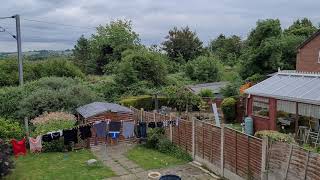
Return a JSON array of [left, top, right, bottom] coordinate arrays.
[[139, 122, 147, 138], [122, 122, 135, 139], [108, 131, 120, 139], [94, 121, 107, 138]]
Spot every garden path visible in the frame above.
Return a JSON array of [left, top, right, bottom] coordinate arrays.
[[91, 142, 218, 180]]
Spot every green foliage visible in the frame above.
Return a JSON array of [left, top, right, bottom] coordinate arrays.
[[165, 72, 193, 86], [144, 128, 192, 162], [120, 95, 168, 111], [162, 26, 203, 62], [42, 139, 65, 153], [0, 118, 24, 141], [209, 34, 242, 66], [115, 48, 168, 86], [163, 86, 201, 112], [0, 59, 84, 87], [73, 35, 95, 74], [221, 97, 237, 123], [91, 20, 140, 74], [255, 130, 295, 143], [0, 139, 14, 177], [246, 73, 265, 83], [0, 77, 101, 121], [284, 18, 317, 37], [198, 89, 215, 98], [184, 55, 221, 83], [32, 120, 75, 137]]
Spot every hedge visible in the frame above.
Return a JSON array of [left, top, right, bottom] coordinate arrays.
[[120, 95, 169, 111], [221, 97, 237, 123]]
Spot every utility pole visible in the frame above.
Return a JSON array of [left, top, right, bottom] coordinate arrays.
[[14, 14, 23, 86]]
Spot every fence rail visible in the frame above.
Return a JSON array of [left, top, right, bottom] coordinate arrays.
[[131, 107, 320, 180]]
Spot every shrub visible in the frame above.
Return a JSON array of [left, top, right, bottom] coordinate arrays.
[[0, 58, 84, 87], [145, 128, 192, 161], [221, 97, 237, 123], [198, 89, 215, 98], [0, 118, 24, 141], [42, 139, 65, 152], [120, 95, 169, 111], [184, 55, 221, 83], [0, 139, 14, 177], [32, 112, 76, 152], [254, 130, 295, 143]]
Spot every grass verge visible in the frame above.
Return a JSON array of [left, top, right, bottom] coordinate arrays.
[[5, 149, 115, 180], [126, 145, 188, 170]]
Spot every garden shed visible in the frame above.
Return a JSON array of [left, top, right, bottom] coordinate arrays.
[[245, 70, 320, 135], [76, 102, 134, 144]]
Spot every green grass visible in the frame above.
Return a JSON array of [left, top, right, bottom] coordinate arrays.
[[126, 146, 188, 170], [226, 123, 243, 132], [5, 149, 115, 180]]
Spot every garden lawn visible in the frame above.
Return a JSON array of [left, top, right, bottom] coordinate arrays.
[[126, 146, 188, 170], [6, 149, 115, 180]]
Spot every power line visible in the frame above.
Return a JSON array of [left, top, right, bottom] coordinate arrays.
[[22, 18, 97, 30], [0, 26, 16, 39]]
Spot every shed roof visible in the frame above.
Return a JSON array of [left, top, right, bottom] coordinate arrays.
[[187, 82, 228, 95], [76, 102, 132, 118], [245, 70, 320, 105]]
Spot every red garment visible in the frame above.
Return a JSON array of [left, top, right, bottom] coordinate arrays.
[[11, 138, 27, 157]]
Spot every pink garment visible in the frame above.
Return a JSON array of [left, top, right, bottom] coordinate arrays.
[[29, 136, 42, 153]]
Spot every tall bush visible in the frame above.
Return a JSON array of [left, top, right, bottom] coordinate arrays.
[[221, 97, 237, 123], [0, 139, 14, 177], [120, 95, 168, 110], [0, 118, 24, 141]]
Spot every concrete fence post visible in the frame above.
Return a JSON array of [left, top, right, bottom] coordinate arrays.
[[220, 123, 225, 177], [261, 137, 268, 180], [24, 117, 29, 138], [192, 118, 196, 159], [140, 108, 144, 122], [169, 114, 173, 142]]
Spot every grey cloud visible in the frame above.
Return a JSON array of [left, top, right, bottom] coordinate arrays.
[[0, 0, 319, 52]]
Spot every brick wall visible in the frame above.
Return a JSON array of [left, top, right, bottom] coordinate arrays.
[[296, 35, 320, 72]]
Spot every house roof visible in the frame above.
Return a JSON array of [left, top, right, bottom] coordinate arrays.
[[245, 70, 320, 105], [76, 102, 132, 118], [297, 29, 320, 50], [187, 82, 229, 95]]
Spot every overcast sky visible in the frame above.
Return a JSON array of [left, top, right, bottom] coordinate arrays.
[[0, 0, 319, 52]]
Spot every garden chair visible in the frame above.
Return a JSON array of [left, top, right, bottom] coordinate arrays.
[[305, 128, 320, 147]]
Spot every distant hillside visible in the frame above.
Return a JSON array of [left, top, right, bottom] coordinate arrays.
[[0, 50, 73, 60]]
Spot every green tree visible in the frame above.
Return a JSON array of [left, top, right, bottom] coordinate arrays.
[[91, 20, 140, 74], [162, 26, 203, 62], [184, 55, 221, 82], [239, 19, 283, 78], [115, 48, 168, 87], [284, 18, 317, 37], [73, 35, 95, 74], [209, 34, 242, 66]]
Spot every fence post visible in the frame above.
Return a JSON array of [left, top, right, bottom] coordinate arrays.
[[284, 144, 293, 180], [140, 108, 144, 122], [192, 117, 196, 159], [24, 117, 29, 138], [261, 137, 268, 180], [169, 114, 173, 142], [220, 123, 225, 177]]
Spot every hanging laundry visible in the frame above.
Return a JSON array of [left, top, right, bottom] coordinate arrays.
[[29, 136, 42, 153], [11, 138, 26, 157], [63, 128, 78, 145], [109, 121, 121, 131], [122, 122, 134, 139], [156, 121, 164, 128], [42, 134, 53, 142], [148, 122, 156, 128], [139, 122, 147, 138], [135, 123, 141, 138], [94, 121, 107, 138], [108, 131, 120, 139], [79, 125, 92, 140], [51, 131, 62, 140]]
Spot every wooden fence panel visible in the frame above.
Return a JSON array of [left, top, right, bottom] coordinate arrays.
[[224, 128, 237, 174]]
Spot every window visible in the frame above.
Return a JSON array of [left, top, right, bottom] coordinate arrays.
[[318, 50, 320, 63], [253, 97, 269, 117]]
